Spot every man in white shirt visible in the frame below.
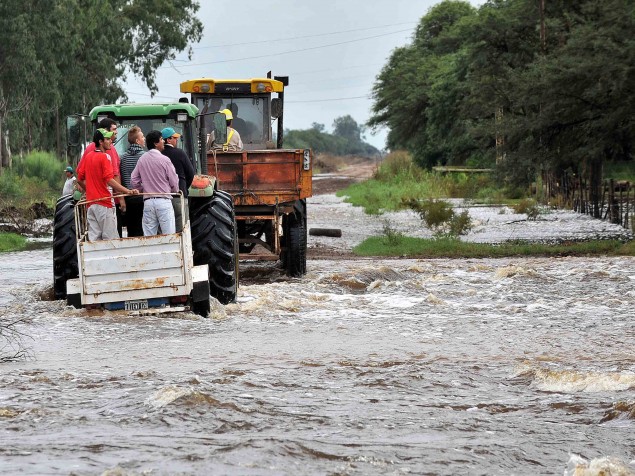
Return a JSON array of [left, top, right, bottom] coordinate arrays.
[[62, 166, 76, 196]]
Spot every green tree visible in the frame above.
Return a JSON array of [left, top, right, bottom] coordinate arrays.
[[311, 122, 325, 132], [332, 115, 361, 142], [369, 1, 477, 168], [0, 0, 202, 162], [370, 0, 635, 189]]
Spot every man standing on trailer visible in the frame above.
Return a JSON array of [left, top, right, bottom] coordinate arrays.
[[78, 118, 125, 235], [76, 129, 138, 241], [161, 127, 194, 232], [120, 126, 146, 237], [131, 130, 179, 236]]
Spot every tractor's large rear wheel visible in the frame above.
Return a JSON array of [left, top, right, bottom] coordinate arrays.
[[190, 192, 238, 304], [53, 195, 78, 299], [283, 199, 307, 278]]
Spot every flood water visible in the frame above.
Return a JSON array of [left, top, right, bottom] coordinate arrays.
[[1, 247, 634, 475]]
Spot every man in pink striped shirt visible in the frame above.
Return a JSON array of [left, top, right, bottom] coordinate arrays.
[[130, 130, 179, 236]]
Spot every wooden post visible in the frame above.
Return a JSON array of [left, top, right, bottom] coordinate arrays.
[[624, 182, 631, 229], [619, 185, 624, 225], [609, 179, 619, 224]]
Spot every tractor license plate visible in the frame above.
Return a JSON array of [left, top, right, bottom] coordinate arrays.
[[125, 299, 148, 311]]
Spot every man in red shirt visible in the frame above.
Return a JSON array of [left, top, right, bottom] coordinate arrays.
[[79, 118, 126, 233], [76, 129, 138, 241]]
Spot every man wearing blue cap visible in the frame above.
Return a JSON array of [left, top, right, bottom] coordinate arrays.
[[161, 127, 194, 231], [62, 166, 76, 196]]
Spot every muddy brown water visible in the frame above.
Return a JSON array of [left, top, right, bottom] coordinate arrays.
[[1, 246, 634, 475]]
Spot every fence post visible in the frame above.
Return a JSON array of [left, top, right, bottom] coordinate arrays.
[[626, 182, 631, 230], [609, 179, 619, 224]]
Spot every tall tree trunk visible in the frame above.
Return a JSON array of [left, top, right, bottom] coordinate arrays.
[[0, 118, 10, 170]]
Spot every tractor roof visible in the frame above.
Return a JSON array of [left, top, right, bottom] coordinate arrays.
[[180, 78, 285, 94], [89, 103, 199, 120]]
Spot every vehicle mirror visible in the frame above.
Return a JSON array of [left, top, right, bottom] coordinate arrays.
[[66, 115, 82, 147], [271, 98, 282, 119]]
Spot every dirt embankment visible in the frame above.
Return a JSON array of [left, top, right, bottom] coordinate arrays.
[[312, 161, 377, 195]]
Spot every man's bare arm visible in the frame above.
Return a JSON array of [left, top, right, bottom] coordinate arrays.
[[107, 178, 138, 195]]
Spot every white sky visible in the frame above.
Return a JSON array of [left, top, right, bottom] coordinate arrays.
[[123, 0, 485, 150]]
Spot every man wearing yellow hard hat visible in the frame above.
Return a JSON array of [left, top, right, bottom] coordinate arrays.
[[220, 108, 243, 152]]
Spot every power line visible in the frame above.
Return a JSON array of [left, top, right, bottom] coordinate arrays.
[[288, 62, 386, 77], [286, 95, 371, 104], [194, 22, 417, 49], [160, 28, 414, 70]]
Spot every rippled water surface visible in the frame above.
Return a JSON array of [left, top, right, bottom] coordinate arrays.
[[1, 248, 634, 475]]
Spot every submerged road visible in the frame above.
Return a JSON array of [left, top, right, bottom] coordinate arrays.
[[0, 192, 633, 475]]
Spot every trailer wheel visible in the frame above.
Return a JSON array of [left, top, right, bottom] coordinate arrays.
[[284, 199, 307, 277], [53, 195, 78, 299], [191, 192, 238, 304]]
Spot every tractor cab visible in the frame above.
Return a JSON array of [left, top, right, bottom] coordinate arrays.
[[180, 76, 288, 151], [65, 103, 228, 172]]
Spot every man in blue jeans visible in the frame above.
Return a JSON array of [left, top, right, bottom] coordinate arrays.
[[130, 130, 179, 235]]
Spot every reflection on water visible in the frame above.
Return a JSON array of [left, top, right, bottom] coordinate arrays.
[[0, 249, 634, 475]]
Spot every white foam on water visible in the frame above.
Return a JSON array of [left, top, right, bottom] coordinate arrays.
[[516, 364, 635, 393], [145, 386, 193, 409], [565, 454, 635, 476]]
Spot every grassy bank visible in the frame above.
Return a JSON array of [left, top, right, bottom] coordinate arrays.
[[0, 233, 27, 252], [354, 237, 635, 258], [337, 151, 503, 214]]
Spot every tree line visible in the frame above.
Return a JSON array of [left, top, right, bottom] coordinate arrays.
[[284, 115, 380, 157], [0, 0, 203, 169], [369, 0, 635, 188]]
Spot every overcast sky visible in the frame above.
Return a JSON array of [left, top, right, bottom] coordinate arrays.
[[124, 0, 485, 150]]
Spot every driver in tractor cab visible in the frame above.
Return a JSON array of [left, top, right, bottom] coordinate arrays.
[[220, 108, 243, 152]]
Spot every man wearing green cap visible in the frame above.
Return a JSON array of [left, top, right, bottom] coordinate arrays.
[[62, 166, 76, 196], [76, 128, 138, 241]]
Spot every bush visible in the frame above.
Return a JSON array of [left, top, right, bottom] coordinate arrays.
[[13, 151, 64, 190], [381, 220, 404, 246], [374, 150, 426, 182], [406, 199, 473, 237], [0, 171, 24, 200], [512, 198, 540, 220]]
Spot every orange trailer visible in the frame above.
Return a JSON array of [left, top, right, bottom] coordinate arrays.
[[181, 76, 312, 276]]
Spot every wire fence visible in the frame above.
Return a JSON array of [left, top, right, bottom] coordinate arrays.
[[540, 172, 634, 233]]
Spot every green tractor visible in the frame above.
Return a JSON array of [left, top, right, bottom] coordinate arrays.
[[54, 103, 238, 313]]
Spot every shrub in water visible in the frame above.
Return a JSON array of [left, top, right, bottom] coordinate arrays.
[[512, 198, 540, 220], [406, 198, 472, 237]]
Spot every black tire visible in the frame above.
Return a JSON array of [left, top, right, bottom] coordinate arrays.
[[191, 192, 238, 304], [215, 190, 233, 208], [191, 280, 211, 317], [66, 293, 82, 309], [192, 298, 210, 317], [53, 195, 78, 299], [284, 199, 307, 277]]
